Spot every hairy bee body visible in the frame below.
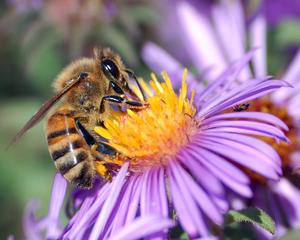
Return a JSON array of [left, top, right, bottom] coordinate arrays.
[[11, 47, 146, 189], [46, 106, 95, 188], [43, 48, 119, 188]]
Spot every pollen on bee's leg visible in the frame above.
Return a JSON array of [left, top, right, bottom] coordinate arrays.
[[95, 161, 112, 181]]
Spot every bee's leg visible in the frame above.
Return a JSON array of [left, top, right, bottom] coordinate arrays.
[[96, 119, 106, 128], [96, 160, 112, 181], [74, 118, 96, 145], [108, 73, 146, 102], [124, 100, 147, 109], [92, 142, 119, 182], [95, 142, 117, 156], [99, 95, 147, 113], [74, 118, 117, 182]]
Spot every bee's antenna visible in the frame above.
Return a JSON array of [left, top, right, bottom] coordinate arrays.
[[125, 69, 147, 101]]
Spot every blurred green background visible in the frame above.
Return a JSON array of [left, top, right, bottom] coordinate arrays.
[[0, 0, 161, 238], [0, 0, 300, 239]]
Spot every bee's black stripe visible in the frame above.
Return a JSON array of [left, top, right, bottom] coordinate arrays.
[[59, 151, 88, 175], [47, 128, 77, 140], [71, 163, 93, 188], [51, 140, 83, 161]]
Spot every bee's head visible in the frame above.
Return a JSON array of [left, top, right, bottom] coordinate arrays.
[[94, 47, 131, 93]]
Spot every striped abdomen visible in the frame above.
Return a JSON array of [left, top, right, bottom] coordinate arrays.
[[45, 107, 95, 188]]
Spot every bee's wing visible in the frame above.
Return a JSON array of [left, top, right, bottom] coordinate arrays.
[[7, 73, 87, 148]]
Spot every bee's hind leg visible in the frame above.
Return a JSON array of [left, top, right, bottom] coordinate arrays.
[[95, 142, 117, 156], [92, 142, 120, 181]]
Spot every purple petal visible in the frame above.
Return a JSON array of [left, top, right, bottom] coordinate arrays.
[[89, 162, 129, 240], [141, 42, 199, 90], [143, 168, 164, 216], [193, 138, 280, 180], [283, 49, 300, 86], [182, 148, 252, 197], [110, 215, 174, 240], [168, 162, 209, 237], [201, 119, 288, 142], [197, 134, 281, 173], [196, 49, 257, 107], [158, 168, 169, 218], [46, 173, 67, 238], [141, 42, 182, 73], [250, 14, 267, 77], [265, 188, 286, 238], [272, 178, 300, 228], [198, 78, 291, 118], [110, 176, 139, 235], [124, 175, 143, 225], [212, 0, 251, 79], [176, 1, 227, 81], [64, 184, 111, 239], [23, 200, 47, 240], [200, 131, 281, 167], [287, 93, 300, 119], [175, 158, 223, 223], [167, 166, 198, 237], [177, 149, 229, 212], [271, 49, 300, 103], [202, 112, 289, 131], [186, 145, 250, 184], [140, 168, 151, 216]]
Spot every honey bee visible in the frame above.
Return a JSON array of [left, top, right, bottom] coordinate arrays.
[[9, 47, 147, 189]]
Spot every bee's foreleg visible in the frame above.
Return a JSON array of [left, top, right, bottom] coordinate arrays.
[[99, 95, 147, 113], [125, 69, 147, 101]]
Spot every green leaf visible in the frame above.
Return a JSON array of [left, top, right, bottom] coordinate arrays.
[[225, 207, 275, 235]]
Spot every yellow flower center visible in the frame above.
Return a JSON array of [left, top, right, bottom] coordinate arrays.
[[94, 70, 198, 173]]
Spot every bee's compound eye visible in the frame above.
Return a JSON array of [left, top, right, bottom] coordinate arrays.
[[101, 59, 120, 79]]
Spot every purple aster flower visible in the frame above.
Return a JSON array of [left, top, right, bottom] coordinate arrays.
[[68, 60, 290, 239], [142, 0, 300, 238], [23, 53, 289, 239], [18, 1, 298, 238]]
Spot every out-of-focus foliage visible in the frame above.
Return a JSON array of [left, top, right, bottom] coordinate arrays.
[[0, 0, 160, 238], [0, 0, 160, 98]]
